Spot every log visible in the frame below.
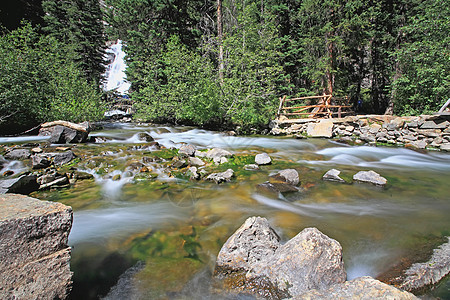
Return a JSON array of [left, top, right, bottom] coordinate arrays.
[[41, 121, 89, 132]]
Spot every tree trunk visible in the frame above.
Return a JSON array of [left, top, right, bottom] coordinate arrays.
[[217, 0, 224, 85]]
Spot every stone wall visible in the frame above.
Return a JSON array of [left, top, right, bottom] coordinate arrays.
[[270, 114, 450, 151], [0, 194, 73, 300]]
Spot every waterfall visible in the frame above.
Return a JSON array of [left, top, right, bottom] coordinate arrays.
[[103, 40, 131, 94]]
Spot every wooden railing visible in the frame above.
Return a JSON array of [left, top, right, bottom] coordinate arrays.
[[276, 94, 353, 119]]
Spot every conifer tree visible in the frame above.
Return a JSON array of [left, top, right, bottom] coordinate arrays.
[[42, 0, 106, 84]]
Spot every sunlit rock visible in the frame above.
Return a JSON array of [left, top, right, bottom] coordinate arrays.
[[206, 169, 234, 184], [214, 216, 346, 298], [353, 170, 387, 186], [323, 169, 345, 183], [255, 153, 272, 165]]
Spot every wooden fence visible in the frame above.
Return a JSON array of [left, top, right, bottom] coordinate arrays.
[[276, 94, 353, 119]]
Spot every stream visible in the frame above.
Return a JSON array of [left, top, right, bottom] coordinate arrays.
[[3, 123, 450, 299]]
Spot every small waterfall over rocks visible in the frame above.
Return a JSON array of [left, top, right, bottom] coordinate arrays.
[[103, 40, 131, 94]]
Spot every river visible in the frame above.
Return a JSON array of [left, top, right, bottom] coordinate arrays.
[[5, 123, 449, 299]]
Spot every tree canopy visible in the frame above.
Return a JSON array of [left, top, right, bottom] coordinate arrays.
[[1, 0, 448, 133]]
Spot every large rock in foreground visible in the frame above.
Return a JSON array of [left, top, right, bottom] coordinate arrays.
[[298, 276, 418, 299], [0, 194, 73, 299], [214, 216, 346, 298]]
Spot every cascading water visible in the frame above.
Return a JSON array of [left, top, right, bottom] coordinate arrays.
[[103, 40, 131, 94]]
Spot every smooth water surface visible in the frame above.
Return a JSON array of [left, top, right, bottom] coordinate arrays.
[[27, 123, 450, 299]]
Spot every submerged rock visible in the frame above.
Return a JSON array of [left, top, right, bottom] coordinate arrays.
[[323, 169, 346, 183], [206, 169, 234, 184], [214, 216, 346, 298], [256, 181, 299, 195], [399, 237, 450, 293], [244, 164, 259, 170], [298, 276, 418, 299], [353, 170, 387, 186], [255, 153, 272, 165]]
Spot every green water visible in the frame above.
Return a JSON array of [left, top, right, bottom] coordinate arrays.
[[30, 124, 450, 299]]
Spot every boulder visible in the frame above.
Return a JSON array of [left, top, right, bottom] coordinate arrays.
[[0, 194, 72, 300], [40, 121, 90, 144], [137, 132, 154, 142], [4, 149, 31, 160], [0, 175, 39, 195], [270, 169, 299, 185], [206, 169, 234, 184], [188, 156, 205, 167], [353, 170, 387, 186], [307, 120, 333, 138], [255, 153, 272, 165], [298, 276, 418, 299], [49, 150, 76, 166], [441, 144, 450, 151], [214, 217, 346, 298], [323, 169, 345, 183], [205, 148, 233, 160], [32, 155, 51, 169], [171, 158, 187, 169], [179, 144, 196, 157], [187, 167, 200, 180]]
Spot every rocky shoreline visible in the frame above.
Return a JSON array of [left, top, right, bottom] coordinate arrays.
[[270, 114, 450, 151]]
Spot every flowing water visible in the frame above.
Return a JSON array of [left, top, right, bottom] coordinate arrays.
[[10, 123, 449, 299], [103, 40, 131, 94]]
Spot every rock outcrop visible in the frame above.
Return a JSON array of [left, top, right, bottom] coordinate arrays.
[[214, 216, 346, 298], [0, 194, 73, 299]]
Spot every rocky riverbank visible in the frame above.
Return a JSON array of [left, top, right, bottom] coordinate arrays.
[[0, 194, 73, 299], [270, 114, 450, 150]]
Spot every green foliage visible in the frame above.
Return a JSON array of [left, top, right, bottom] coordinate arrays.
[[0, 23, 105, 133], [134, 35, 223, 126], [392, 0, 450, 115], [42, 0, 106, 84]]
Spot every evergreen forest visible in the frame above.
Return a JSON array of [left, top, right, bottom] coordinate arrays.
[[0, 0, 449, 134]]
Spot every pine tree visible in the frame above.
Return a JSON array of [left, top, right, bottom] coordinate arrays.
[[42, 0, 106, 84]]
